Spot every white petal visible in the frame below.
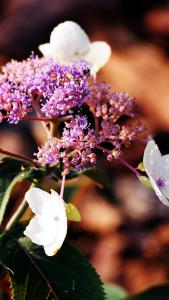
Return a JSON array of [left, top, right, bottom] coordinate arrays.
[[39, 43, 55, 58], [159, 155, 169, 178], [25, 187, 52, 215], [44, 220, 67, 256], [24, 216, 57, 245], [159, 156, 169, 199], [50, 190, 65, 215], [161, 184, 169, 200], [43, 191, 67, 256], [143, 139, 161, 177], [24, 188, 67, 255], [149, 175, 169, 206], [84, 41, 111, 73], [49, 21, 90, 62]]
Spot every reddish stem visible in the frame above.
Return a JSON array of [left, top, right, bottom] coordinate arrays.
[[23, 116, 52, 122], [96, 144, 140, 177], [0, 148, 39, 167], [118, 156, 140, 177], [60, 115, 73, 122], [31, 97, 51, 138]]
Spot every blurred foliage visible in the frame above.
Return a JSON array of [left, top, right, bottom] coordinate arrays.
[[125, 285, 169, 300], [104, 284, 127, 299]]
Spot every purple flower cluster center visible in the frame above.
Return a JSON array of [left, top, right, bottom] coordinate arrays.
[[0, 54, 145, 172], [0, 55, 90, 123]]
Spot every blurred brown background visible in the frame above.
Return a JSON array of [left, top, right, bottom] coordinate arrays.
[[1, 0, 169, 297]]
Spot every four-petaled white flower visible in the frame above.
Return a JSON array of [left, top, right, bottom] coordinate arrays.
[[143, 139, 169, 206], [24, 187, 67, 256], [39, 20, 111, 74]]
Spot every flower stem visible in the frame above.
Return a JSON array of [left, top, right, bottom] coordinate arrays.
[[96, 144, 140, 177], [23, 116, 53, 122], [49, 121, 57, 138], [96, 145, 111, 154], [60, 115, 73, 122], [0, 148, 39, 167], [5, 196, 28, 231], [32, 97, 51, 139], [118, 156, 140, 177], [4, 173, 34, 231], [60, 174, 66, 199]]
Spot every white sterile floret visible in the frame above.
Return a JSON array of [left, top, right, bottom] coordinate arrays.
[[24, 187, 67, 256], [39, 21, 111, 73], [143, 139, 169, 206]]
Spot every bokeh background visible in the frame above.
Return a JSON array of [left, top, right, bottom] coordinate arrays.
[[1, 0, 169, 298]]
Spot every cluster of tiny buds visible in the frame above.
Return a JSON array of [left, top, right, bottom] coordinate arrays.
[[0, 54, 146, 173], [35, 86, 145, 172], [0, 55, 90, 123]]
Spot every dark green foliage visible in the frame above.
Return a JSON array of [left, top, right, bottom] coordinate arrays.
[[0, 158, 30, 227], [83, 168, 109, 187], [0, 232, 105, 300]]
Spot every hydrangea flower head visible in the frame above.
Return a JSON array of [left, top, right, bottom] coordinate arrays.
[[36, 115, 96, 173], [143, 139, 169, 206], [39, 21, 111, 73], [0, 55, 90, 123], [36, 84, 145, 173], [24, 187, 67, 256]]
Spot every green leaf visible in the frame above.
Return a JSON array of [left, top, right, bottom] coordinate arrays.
[[124, 285, 169, 300], [0, 232, 105, 300], [104, 284, 127, 300], [0, 158, 30, 227], [0, 158, 30, 176], [83, 168, 109, 187]]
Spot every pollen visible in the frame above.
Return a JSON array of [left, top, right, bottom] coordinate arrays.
[[66, 73, 73, 79]]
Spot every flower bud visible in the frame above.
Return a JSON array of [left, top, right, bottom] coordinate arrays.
[[139, 176, 152, 189], [137, 162, 145, 172], [65, 203, 81, 222]]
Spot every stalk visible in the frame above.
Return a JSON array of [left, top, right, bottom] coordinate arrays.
[[0, 148, 39, 167]]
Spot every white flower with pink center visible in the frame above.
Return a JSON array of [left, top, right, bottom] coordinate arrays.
[[24, 187, 67, 256], [143, 139, 169, 206]]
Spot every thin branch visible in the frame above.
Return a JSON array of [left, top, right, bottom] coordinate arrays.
[[5, 196, 28, 231], [31, 97, 51, 139], [0, 148, 39, 167], [23, 116, 53, 122], [23, 115, 72, 123], [49, 121, 56, 139], [96, 144, 112, 154], [60, 115, 73, 122], [60, 174, 66, 199], [96, 144, 140, 176], [118, 156, 140, 177]]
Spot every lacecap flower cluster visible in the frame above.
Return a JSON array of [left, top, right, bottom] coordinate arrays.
[[0, 55, 90, 123], [0, 54, 145, 173], [1, 21, 158, 258]]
